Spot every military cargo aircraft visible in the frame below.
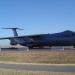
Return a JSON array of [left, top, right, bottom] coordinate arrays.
[[0, 28, 75, 48]]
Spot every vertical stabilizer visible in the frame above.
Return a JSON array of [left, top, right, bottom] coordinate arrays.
[[12, 28, 18, 36]]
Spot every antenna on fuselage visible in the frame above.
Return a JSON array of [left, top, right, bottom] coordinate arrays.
[[2, 28, 23, 36]]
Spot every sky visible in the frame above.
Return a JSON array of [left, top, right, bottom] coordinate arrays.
[[0, 0, 75, 46]]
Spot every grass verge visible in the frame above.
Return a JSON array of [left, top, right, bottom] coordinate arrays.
[[0, 69, 75, 75], [0, 50, 75, 64]]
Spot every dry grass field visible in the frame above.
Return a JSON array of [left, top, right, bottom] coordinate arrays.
[[0, 50, 75, 64], [0, 69, 75, 75]]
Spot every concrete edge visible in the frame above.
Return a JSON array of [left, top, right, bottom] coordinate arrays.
[[0, 61, 75, 66]]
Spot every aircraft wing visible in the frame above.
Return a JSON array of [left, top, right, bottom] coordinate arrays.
[[0, 36, 29, 40], [0, 34, 47, 39], [0, 37, 12, 39]]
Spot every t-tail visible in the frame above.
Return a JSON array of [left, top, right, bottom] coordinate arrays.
[[2, 28, 23, 36]]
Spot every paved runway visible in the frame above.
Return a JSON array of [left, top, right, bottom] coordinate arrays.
[[0, 63, 75, 72]]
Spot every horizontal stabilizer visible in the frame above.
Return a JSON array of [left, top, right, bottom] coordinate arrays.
[[2, 28, 24, 30]]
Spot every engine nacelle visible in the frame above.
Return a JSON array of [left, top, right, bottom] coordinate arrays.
[[10, 39, 17, 45]]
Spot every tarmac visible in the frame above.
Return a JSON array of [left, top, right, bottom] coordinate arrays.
[[0, 63, 75, 72]]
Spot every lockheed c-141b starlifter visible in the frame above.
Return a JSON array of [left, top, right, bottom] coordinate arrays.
[[0, 28, 75, 49]]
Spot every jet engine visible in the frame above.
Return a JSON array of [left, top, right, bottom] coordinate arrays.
[[10, 39, 17, 45]]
